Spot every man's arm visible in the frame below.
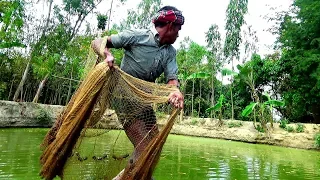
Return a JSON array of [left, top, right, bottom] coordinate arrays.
[[164, 49, 184, 108], [168, 82, 184, 109], [167, 79, 179, 87], [104, 31, 137, 67]]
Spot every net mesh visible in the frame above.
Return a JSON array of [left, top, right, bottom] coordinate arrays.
[[39, 58, 180, 180]]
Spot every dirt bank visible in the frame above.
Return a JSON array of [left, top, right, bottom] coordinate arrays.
[[0, 100, 64, 127], [0, 100, 319, 150], [163, 117, 320, 150]]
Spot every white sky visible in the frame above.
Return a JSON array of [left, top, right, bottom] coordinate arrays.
[[97, 0, 293, 55], [93, 0, 293, 73], [34, 0, 293, 71]]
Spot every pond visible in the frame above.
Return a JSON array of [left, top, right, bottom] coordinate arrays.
[[0, 128, 319, 180]]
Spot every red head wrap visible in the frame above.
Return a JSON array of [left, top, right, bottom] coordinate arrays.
[[152, 10, 184, 25]]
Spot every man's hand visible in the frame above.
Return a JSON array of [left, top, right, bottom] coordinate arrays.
[[168, 90, 184, 109], [104, 48, 114, 68]]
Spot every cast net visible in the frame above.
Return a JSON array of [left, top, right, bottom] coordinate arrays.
[[39, 50, 180, 179]]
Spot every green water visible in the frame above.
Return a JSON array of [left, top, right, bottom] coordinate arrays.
[[0, 128, 319, 180]]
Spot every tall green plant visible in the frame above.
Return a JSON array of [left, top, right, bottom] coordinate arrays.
[[236, 64, 259, 126], [242, 94, 285, 131], [0, 0, 25, 49], [122, 0, 162, 29], [205, 24, 223, 118], [206, 94, 225, 126], [224, 0, 249, 120], [315, 133, 320, 148], [221, 68, 238, 119], [272, 0, 320, 123], [187, 72, 210, 117]]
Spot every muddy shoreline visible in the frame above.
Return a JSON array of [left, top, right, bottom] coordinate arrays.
[[1, 100, 319, 151]]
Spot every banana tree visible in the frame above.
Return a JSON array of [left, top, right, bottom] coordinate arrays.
[[206, 94, 225, 126], [187, 72, 210, 117], [236, 64, 259, 126], [242, 94, 285, 131], [264, 93, 277, 127]]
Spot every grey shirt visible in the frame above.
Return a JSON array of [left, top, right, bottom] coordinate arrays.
[[110, 29, 178, 82]]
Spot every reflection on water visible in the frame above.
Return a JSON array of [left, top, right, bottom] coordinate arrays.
[[154, 135, 320, 180], [0, 128, 320, 180]]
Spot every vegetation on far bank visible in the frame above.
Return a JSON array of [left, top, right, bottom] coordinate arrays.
[[1, 0, 319, 141]]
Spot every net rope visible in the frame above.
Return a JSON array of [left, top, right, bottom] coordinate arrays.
[[39, 46, 180, 179]]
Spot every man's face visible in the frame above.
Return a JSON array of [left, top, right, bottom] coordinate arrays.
[[164, 23, 181, 44]]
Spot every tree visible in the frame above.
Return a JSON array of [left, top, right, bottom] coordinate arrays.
[[242, 93, 285, 131], [0, 0, 25, 49], [224, 0, 249, 120], [31, 0, 103, 103], [205, 24, 224, 118], [1, 0, 28, 102], [182, 42, 207, 117], [122, 0, 162, 29], [273, 0, 320, 123], [206, 94, 225, 126], [187, 72, 210, 117]]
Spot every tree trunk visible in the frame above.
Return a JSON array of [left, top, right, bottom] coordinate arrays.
[[231, 60, 234, 120], [270, 105, 274, 128], [58, 86, 62, 105], [33, 74, 49, 103], [179, 80, 187, 122], [198, 80, 202, 118], [13, 0, 52, 102], [230, 84, 234, 120], [23, 85, 28, 102], [41, 0, 53, 36], [211, 72, 215, 118], [191, 80, 195, 117], [53, 85, 59, 104], [44, 87, 49, 104], [13, 59, 31, 101], [253, 109, 256, 128], [7, 75, 15, 100], [107, 0, 114, 31]]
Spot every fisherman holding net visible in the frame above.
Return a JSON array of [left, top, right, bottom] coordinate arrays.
[[92, 5, 185, 180], [39, 5, 185, 180]]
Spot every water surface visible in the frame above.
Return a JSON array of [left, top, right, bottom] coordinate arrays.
[[0, 128, 319, 180]]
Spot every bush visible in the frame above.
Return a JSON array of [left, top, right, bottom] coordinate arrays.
[[36, 109, 51, 126], [190, 118, 198, 125], [228, 121, 243, 128], [279, 119, 289, 129], [285, 125, 294, 132], [315, 133, 320, 148], [296, 123, 304, 133], [256, 124, 265, 133]]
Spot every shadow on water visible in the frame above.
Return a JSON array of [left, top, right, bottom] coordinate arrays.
[[0, 128, 319, 180]]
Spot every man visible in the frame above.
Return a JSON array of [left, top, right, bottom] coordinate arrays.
[[92, 5, 184, 179]]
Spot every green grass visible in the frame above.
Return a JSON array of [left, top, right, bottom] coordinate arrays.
[[296, 123, 304, 133], [315, 133, 320, 148], [227, 121, 243, 128], [286, 125, 294, 132]]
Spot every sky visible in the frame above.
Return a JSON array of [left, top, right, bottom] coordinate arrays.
[[34, 0, 293, 70], [91, 0, 293, 71], [96, 0, 293, 55]]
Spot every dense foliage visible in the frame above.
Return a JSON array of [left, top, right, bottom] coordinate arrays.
[[0, 0, 319, 125]]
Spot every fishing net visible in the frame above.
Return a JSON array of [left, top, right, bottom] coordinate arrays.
[[39, 44, 181, 180]]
